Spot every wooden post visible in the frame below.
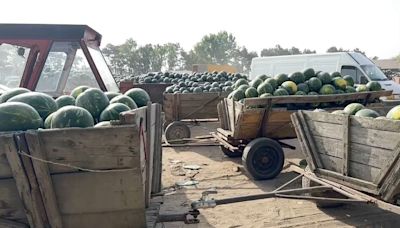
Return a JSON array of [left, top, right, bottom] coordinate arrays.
[[151, 104, 163, 194], [342, 115, 350, 176]]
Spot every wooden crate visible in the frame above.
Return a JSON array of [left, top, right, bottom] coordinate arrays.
[[291, 110, 400, 203], [0, 104, 163, 228], [218, 90, 393, 140], [163, 92, 229, 122]]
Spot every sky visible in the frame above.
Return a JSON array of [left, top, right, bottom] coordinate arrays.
[[1, 0, 399, 59]]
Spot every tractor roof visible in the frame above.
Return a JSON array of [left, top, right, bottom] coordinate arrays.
[[0, 24, 102, 44]]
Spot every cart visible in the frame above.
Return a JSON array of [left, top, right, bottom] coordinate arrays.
[[212, 90, 393, 180], [163, 92, 229, 141]]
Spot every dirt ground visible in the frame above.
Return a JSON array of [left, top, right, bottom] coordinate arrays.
[[158, 122, 400, 228]]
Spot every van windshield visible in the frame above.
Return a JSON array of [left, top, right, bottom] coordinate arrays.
[[360, 65, 388, 81]]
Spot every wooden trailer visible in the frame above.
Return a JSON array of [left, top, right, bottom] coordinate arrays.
[[213, 90, 393, 180], [0, 104, 163, 228], [163, 92, 229, 141]]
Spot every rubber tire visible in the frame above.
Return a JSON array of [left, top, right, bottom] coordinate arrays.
[[220, 146, 242, 158], [302, 166, 344, 208], [165, 121, 191, 141], [242, 138, 284, 180]]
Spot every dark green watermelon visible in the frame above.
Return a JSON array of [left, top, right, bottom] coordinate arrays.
[[317, 72, 332, 84], [110, 95, 138, 109], [257, 82, 274, 95], [44, 112, 56, 129], [0, 102, 43, 131], [100, 103, 131, 121], [303, 68, 315, 80], [355, 109, 380, 118], [265, 78, 278, 90], [104, 92, 121, 100], [55, 95, 75, 109], [51, 106, 94, 128], [308, 77, 323, 92], [0, 88, 31, 103], [289, 72, 305, 84], [125, 88, 151, 107], [70, 86, 90, 98], [8, 92, 57, 119], [245, 87, 258, 98], [366, 81, 382, 91], [75, 88, 110, 119]]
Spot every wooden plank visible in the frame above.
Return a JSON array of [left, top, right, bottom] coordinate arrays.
[[290, 113, 316, 171], [351, 113, 400, 133], [151, 104, 162, 194], [0, 143, 13, 178], [24, 132, 63, 228], [313, 136, 392, 168], [297, 111, 324, 168], [145, 102, 153, 207], [0, 219, 28, 228], [316, 168, 379, 195], [62, 210, 145, 228], [34, 125, 140, 174], [379, 143, 400, 201], [342, 115, 350, 176], [0, 179, 28, 224], [1, 135, 45, 228], [374, 141, 400, 185], [52, 171, 144, 214]]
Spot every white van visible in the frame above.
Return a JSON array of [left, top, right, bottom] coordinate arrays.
[[250, 52, 400, 97]]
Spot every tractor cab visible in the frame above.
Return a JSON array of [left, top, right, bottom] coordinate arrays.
[[0, 24, 119, 97]]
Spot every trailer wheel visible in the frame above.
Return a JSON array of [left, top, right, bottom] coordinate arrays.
[[165, 121, 191, 142], [163, 121, 172, 131], [302, 166, 344, 208], [220, 146, 242, 158], [242, 138, 284, 180]]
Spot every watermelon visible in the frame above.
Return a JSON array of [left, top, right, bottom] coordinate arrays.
[[259, 93, 272, 98], [250, 79, 263, 89], [303, 68, 315, 80], [343, 75, 355, 87], [124, 88, 151, 107], [76, 88, 109, 119], [317, 72, 332, 84], [51, 106, 94, 128], [44, 112, 56, 129], [319, 84, 336, 95], [345, 86, 357, 93], [295, 91, 306, 95], [0, 88, 30, 103], [257, 82, 274, 95], [308, 77, 323, 92], [332, 77, 347, 90], [356, 84, 369, 92], [289, 72, 305, 84], [99, 103, 131, 121], [231, 90, 245, 101], [238, 84, 250, 92], [274, 73, 289, 85], [193, 87, 202, 93], [234, 79, 248, 89], [308, 91, 320, 108], [95, 121, 112, 128], [105, 92, 121, 100], [0, 102, 43, 131], [256, 74, 269, 81], [245, 87, 258, 98], [331, 72, 342, 78], [386, 105, 400, 120], [55, 95, 75, 109], [273, 88, 289, 96], [366, 81, 382, 91], [110, 95, 137, 109], [265, 78, 278, 90], [355, 109, 380, 118], [297, 83, 310, 93], [70, 86, 90, 98], [8, 92, 57, 119], [331, 110, 347, 115], [344, 103, 365, 115], [281, 81, 298, 95]]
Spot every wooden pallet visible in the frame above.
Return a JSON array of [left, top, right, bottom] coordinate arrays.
[[291, 110, 400, 202]]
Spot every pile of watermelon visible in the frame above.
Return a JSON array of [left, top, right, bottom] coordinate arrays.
[[228, 68, 383, 108], [321, 103, 400, 121], [0, 86, 151, 132]]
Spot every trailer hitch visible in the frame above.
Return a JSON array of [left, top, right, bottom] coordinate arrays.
[[157, 209, 200, 224], [191, 189, 218, 209]]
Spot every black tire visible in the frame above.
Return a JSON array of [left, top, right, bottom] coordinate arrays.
[[242, 138, 284, 180], [302, 166, 344, 208], [163, 121, 172, 131], [165, 121, 191, 142], [220, 146, 242, 158]]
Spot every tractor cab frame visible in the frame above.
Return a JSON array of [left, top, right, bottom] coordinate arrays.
[[0, 24, 119, 97]]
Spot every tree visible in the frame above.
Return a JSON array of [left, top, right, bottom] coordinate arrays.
[[327, 46, 365, 55], [193, 31, 238, 65], [261, 45, 315, 57], [234, 46, 258, 73]]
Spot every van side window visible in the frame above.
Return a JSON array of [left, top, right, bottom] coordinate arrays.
[[341, 66, 360, 84]]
